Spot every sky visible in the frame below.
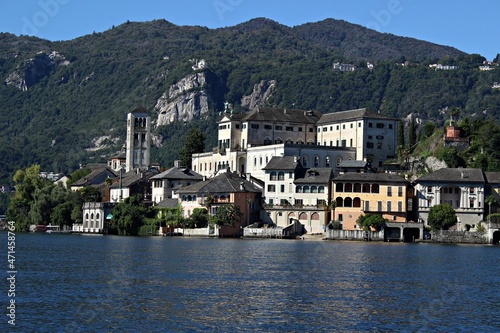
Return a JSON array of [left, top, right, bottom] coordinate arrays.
[[0, 0, 499, 60]]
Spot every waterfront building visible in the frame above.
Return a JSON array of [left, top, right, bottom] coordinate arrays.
[[70, 166, 116, 192], [261, 156, 333, 234], [176, 170, 262, 237], [332, 173, 413, 231], [149, 161, 203, 204], [109, 167, 159, 203], [415, 168, 486, 230]]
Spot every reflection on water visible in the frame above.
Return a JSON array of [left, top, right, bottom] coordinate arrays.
[[13, 234, 500, 332]]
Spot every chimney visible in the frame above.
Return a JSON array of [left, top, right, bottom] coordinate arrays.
[[294, 156, 298, 163], [174, 160, 180, 168], [284, 109, 287, 114], [240, 182, 245, 191]]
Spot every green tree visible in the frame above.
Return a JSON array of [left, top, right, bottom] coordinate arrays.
[[187, 208, 209, 228], [408, 117, 417, 149], [428, 203, 457, 230], [109, 194, 151, 235], [398, 120, 405, 147], [422, 122, 436, 138], [356, 213, 387, 231], [179, 126, 205, 168], [209, 204, 243, 227], [485, 195, 499, 221]]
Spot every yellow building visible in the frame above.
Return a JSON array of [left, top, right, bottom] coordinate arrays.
[[332, 173, 413, 230]]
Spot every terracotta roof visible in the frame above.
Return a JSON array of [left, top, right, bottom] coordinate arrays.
[[263, 156, 301, 170], [416, 168, 485, 184], [334, 172, 409, 184], [150, 167, 203, 181], [317, 108, 399, 124], [177, 171, 261, 194]]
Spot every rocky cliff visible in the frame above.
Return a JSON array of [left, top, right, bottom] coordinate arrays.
[[241, 79, 276, 110], [155, 71, 210, 125]]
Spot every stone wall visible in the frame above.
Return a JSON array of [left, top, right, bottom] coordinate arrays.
[[429, 230, 488, 244], [325, 229, 384, 241]]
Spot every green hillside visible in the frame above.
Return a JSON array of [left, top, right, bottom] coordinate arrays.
[[0, 18, 499, 186]]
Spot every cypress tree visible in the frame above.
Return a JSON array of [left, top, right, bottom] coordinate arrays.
[[408, 117, 417, 149], [398, 121, 405, 147]]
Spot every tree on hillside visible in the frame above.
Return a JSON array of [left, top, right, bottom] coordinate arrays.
[[398, 121, 405, 147], [109, 194, 152, 236], [428, 203, 457, 230], [408, 117, 417, 150], [179, 126, 205, 168]]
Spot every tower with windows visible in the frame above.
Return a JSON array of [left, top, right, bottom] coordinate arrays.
[[125, 107, 151, 172]]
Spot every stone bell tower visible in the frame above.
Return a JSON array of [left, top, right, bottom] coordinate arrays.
[[125, 106, 151, 172]]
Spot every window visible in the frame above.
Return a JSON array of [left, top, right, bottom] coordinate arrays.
[[286, 126, 294, 131], [376, 123, 385, 128], [336, 125, 340, 130], [342, 124, 346, 129], [358, 122, 361, 127], [387, 201, 392, 212], [376, 135, 384, 140], [270, 172, 277, 181], [296, 186, 303, 193], [367, 142, 374, 149], [318, 186, 325, 193], [387, 186, 392, 197], [377, 143, 382, 149], [338, 214, 343, 222], [470, 199, 474, 208], [311, 186, 318, 193], [235, 124, 240, 129], [302, 156, 308, 167], [264, 125, 272, 130], [341, 140, 347, 147], [251, 124, 259, 129], [398, 201, 403, 212], [289, 172, 293, 178], [303, 186, 310, 193], [280, 185, 285, 193], [322, 127, 327, 132], [309, 128, 314, 132], [326, 157, 331, 167], [298, 127, 303, 132], [267, 185, 276, 192], [350, 139, 353, 147], [350, 123, 353, 128], [469, 187, 475, 194], [260, 157, 263, 166], [314, 156, 319, 167], [268, 199, 273, 205], [365, 201, 370, 211], [278, 172, 285, 180], [295, 199, 303, 207], [378, 201, 382, 211], [336, 157, 342, 166], [389, 124, 393, 129], [330, 126, 333, 131], [368, 123, 373, 128], [398, 186, 403, 197], [275, 125, 283, 130], [427, 186, 433, 193]]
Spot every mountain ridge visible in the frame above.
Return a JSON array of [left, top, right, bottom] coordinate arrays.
[[0, 17, 498, 186]]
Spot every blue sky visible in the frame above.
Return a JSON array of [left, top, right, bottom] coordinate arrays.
[[1, 0, 498, 60]]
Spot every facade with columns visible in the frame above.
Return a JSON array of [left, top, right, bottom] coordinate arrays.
[[415, 168, 485, 230]]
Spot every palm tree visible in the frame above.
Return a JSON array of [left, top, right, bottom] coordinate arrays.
[[485, 195, 499, 222]]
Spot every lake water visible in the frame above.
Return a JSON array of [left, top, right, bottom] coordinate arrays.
[[5, 233, 500, 332]]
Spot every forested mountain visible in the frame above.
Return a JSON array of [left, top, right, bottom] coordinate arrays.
[[1, 18, 499, 186]]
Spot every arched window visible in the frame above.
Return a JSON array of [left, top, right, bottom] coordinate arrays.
[[182, 195, 187, 201], [96, 213, 100, 220], [91, 213, 94, 220], [297, 139, 304, 145], [85, 213, 89, 220], [286, 138, 293, 144], [336, 156, 342, 166], [354, 183, 361, 192], [187, 195, 192, 201], [344, 197, 353, 207], [372, 184, 380, 193], [278, 172, 285, 180], [336, 183, 343, 192], [299, 212, 308, 220], [220, 195, 226, 201], [362, 183, 370, 193], [314, 156, 319, 167], [325, 156, 331, 167], [275, 137, 283, 144], [336, 197, 344, 207], [318, 186, 325, 193], [193, 195, 197, 202], [345, 183, 353, 192], [311, 213, 320, 220], [353, 197, 361, 207], [264, 137, 272, 145], [296, 186, 303, 193], [302, 155, 308, 167], [303, 186, 310, 193], [270, 172, 277, 181], [311, 186, 318, 193]]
